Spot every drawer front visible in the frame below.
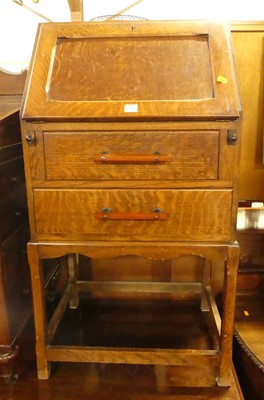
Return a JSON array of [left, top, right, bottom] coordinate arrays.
[[0, 189, 27, 241], [0, 158, 25, 203], [1, 227, 30, 293], [1, 227, 31, 341], [42, 131, 219, 181], [33, 189, 232, 241]]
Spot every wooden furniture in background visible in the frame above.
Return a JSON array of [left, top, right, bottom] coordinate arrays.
[[21, 21, 241, 387], [234, 204, 264, 400], [230, 22, 264, 400], [231, 23, 264, 201], [0, 69, 30, 382], [0, 69, 27, 96]]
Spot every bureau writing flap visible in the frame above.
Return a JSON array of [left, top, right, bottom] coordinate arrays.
[[21, 20, 241, 121]]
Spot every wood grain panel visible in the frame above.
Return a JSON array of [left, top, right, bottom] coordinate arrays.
[[21, 21, 240, 120], [232, 31, 264, 199], [43, 131, 219, 181], [49, 36, 213, 101], [33, 189, 232, 240]]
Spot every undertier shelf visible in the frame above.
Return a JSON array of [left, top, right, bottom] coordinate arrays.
[[50, 297, 220, 351]]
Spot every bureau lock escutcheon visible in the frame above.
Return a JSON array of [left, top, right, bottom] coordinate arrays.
[[227, 129, 237, 145], [25, 133, 36, 146]]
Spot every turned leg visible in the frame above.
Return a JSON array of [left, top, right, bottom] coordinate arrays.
[[27, 243, 50, 379], [217, 243, 239, 387]]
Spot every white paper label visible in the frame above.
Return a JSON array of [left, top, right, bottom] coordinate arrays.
[[124, 104, 138, 113]]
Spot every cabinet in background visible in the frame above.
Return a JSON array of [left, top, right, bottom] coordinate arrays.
[[0, 86, 30, 381]]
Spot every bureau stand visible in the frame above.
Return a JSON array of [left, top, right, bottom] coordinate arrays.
[[27, 241, 239, 386], [21, 20, 242, 387]]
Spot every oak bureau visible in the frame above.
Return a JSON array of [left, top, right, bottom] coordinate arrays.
[[20, 20, 242, 386]]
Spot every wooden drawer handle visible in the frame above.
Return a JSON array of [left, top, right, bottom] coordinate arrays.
[[94, 153, 168, 163], [95, 209, 167, 221]]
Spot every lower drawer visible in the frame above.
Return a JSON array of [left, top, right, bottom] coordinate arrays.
[[33, 189, 233, 241]]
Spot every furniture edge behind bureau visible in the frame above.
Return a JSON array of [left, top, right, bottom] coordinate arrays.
[[0, 68, 29, 383]]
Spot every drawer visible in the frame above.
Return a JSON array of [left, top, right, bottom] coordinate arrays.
[[1, 227, 30, 293], [33, 189, 232, 241], [0, 143, 22, 165], [0, 189, 28, 241], [42, 131, 219, 181], [0, 158, 25, 203]]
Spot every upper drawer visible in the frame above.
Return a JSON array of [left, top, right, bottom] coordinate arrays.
[[42, 131, 219, 181]]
